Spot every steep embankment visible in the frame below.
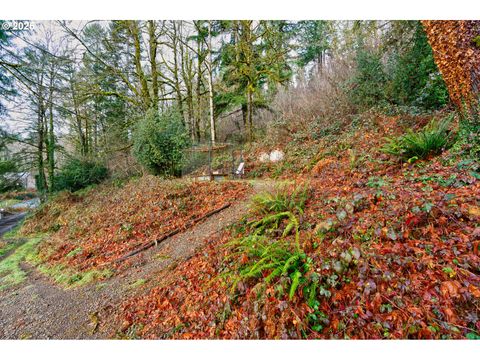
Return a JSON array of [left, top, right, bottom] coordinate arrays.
[[115, 113, 480, 339], [0, 177, 267, 339], [19, 176, 248, 279]]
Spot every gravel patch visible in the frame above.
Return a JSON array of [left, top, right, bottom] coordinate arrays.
[[0, 180, 276, 339]]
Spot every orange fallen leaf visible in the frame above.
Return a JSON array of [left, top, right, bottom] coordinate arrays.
[[440, 280, 461, 298], [468, 284, 480, 298], [443, 308, 458, 323], [468, 206, 480, 218]]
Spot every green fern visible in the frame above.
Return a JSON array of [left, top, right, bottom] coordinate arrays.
[[282, 254, 301, 274], [251, 184, 309, 216], [223, 184, 313, 300], [289, 271, 302, 300], [382, 116, 454, 160]]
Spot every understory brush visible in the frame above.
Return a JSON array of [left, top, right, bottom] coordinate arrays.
[[224, 185, 310, 299], [451, 101, 480, 159], [117, 112, 479, 340], [382, 115, 454, 161], [53, 157, 109, 192], [220, 183, 354, 335]]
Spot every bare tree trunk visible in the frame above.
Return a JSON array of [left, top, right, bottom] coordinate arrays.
[[148, 20, 159, 111], [129, 21, 151, 110], [239, 20, 255, 142], [207, 21, 216, 145], [36, 97, 47, 195], [47, 87, 55, 191], [44, 63, 55, 192], [241, 103, 247, 130], [69, 80, 87, 156], [94, 111, 98, 153], [186, 84, 195, 140], [85, 116, 90, 155], [195, 71, 202, 141], [179, 22, 195, 141], [247, 86, 254, 142], [171, 22, 185, 123], [317, 51, 324, 75], [194, 21, 204, 142]]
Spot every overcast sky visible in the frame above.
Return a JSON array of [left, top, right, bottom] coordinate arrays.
[[1, 21, 88, 134]]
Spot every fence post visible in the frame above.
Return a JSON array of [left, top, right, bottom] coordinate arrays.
[[208, 139, 213, 181], [231, 148, 235, 179]]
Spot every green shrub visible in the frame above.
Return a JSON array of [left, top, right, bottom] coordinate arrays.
[[452, 100, 480, 159], [132, 107, 190, 177], [382, 116, 454, 161], [346, 22, 448, 112], [473, 35, 480, 48], [347, 49, 389, 110], [389, 23, 449, 110], [54, 158, 108, 192]]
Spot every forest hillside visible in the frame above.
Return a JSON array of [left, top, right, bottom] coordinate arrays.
[[0, 20, 479, 339]]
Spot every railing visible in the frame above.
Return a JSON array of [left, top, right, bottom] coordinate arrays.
[[182, 142, 245, 180]]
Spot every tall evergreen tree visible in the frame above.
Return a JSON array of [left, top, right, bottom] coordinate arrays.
[[294, 20, 332, 74], [0, 23, 16, 116], [217, 20, 293, 141]]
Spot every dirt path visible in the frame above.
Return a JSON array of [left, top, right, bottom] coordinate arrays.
[[0, 180, 276, 339]]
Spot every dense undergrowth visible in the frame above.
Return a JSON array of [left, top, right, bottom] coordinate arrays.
[[117, 112, 480, 339], [19, 176, 248, 280], [244, 107, 439, 179]]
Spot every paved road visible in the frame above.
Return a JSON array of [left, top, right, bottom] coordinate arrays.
[[0, 212, 26, 238], [0, 197, 39, 238], [10, 198, 40, 210]]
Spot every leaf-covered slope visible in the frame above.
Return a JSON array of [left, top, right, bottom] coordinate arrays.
[[21, 176, 249, 273], [116, 115, 480, 339]]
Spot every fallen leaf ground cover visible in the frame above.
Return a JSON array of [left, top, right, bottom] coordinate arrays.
[[20, 176, 248, 275], [117, 113, 480, 339]]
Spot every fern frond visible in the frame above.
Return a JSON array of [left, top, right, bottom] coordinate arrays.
[[289, 271, 302, 300]]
